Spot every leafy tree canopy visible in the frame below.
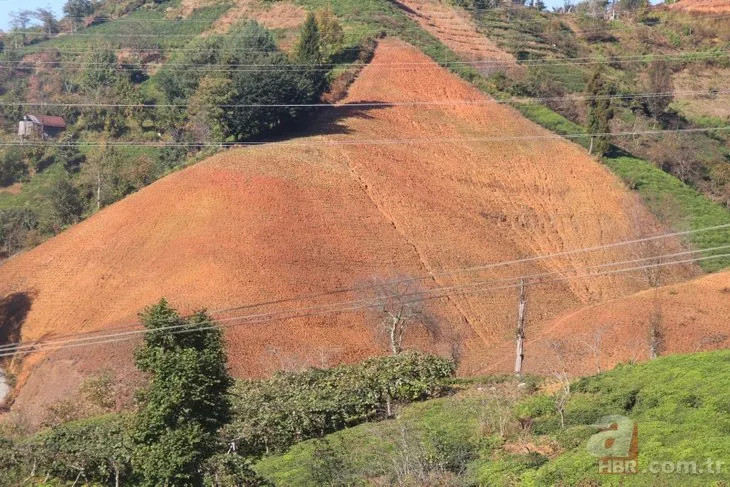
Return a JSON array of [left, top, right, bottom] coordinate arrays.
[[132, 299, 234, 486]]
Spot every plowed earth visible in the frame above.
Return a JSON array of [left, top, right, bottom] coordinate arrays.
[[208, 0, 306, 34], [1, 39, 699, 418], [394, 0, 519, 74], [178, 0, 305, 48], [481, 270, 730, 376], [668, 0, 730, 13]]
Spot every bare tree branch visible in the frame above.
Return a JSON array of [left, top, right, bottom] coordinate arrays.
[[366, 276, 441, 355]]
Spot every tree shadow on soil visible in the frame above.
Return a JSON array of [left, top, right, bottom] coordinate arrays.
[[0, 291, 35, 355], [253, 102, 389, 144]]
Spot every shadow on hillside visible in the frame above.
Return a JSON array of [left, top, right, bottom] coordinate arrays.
[[0, 291, 35, 356], [387, 0, 421, 17], [257, 102, 390, 144]]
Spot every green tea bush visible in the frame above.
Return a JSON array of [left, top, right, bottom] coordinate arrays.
[[227, 351, 455, 455]]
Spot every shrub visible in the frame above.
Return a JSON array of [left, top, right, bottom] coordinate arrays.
[[226, 352, 455, 455], [0, 149, 27, 186], [204, 453, 270, 487], [0, 208, 39, 257], [20, 414, 135, 485]]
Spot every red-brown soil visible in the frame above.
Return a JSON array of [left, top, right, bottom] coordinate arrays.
[[480, 270, 730, 376], [179, 0, 306, 48], [394, 0, 519, 74], [210, 0, 306, 32], [668, 0, 730, 13], [0, 39, 700, 418]]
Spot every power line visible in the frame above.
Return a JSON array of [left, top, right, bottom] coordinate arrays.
[[2, 127, 728, 149], [0, 250, 725, 360], [13, 13, 730, 38], [0, 246, 716, 354], [4, 50, 726, 72], [2, 222, 725, 351], [28, 10, 730, 32], [3, 90, 727, 109], [12, 50, 724, 66], [1, 224, 728, 354]]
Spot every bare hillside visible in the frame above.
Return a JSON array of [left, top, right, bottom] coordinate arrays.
[[480, 269, 730, 376], [0, 39, 694, 414], [669, 0, 730, 13]]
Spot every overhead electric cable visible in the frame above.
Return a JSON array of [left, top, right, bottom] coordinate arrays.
[[0, 244, 726, 357], [2, 127, 728, 149], [0, 251, 725, 360]]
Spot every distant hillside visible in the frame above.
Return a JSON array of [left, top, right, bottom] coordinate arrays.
[[1, 38, 693, 416], [668, 0, 730, 13]]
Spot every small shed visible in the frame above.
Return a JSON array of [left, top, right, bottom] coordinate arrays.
[[18, 114, 66, 139]]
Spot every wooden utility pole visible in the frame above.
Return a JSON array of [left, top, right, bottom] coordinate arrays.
[[514, 279, 527, 377]]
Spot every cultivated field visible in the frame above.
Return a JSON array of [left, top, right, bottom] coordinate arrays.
[[394, 0, 519, 74], [0, 39, 697, 413], [669, 0, 730, 13], [481, 269, 730, 376]]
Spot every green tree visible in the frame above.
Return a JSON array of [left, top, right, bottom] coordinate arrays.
[[24, 415, 135, 485], [49, 177, 84, 227], [315, 7, 344, 60], [81, 144, 121, 211], [0, 208, 38, 256], [63, 0, 94, 31], [188, 74, 234, 142], [295, 13, 322, 65], [80, 49, 118, 93], [32, 8, 60, 36], [585, 69, 613, 156], [645, 60, 673, 121], [132, 300, 234, 487], [0, 148, 27, 186], [55, 134, 86, 172], [9, 10, 32, 31]]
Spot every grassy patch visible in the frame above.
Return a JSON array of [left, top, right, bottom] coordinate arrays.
[[256, 351, 730, 486], [19, 2, 231, 55], [254, 388, 498, 486], [604, 155, 730, 271], [0, 163, 66, 213], [515, 103, 591, 148]]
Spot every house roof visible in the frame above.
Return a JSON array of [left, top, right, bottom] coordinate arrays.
[[27, 115, 66, 129]]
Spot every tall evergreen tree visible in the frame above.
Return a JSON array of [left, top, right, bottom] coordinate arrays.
[[294, 14, 327, 104], [132, 300, 234, 486], [586, 69, 613, 157], [315, 7, 344, 60], [49, 177, 84, 227], [646, 60, 673, 121], [295, 13, 322, 65]]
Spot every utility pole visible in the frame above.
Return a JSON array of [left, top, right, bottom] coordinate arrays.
[[514, 279, 527, 377]]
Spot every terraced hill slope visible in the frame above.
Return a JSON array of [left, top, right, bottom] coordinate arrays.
[[1, 39, 694, 414], [395, 0, 519, 74], [668, 0, 730, 13]]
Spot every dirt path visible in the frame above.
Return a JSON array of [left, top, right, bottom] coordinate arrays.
[[394, 0, 519, 74]]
